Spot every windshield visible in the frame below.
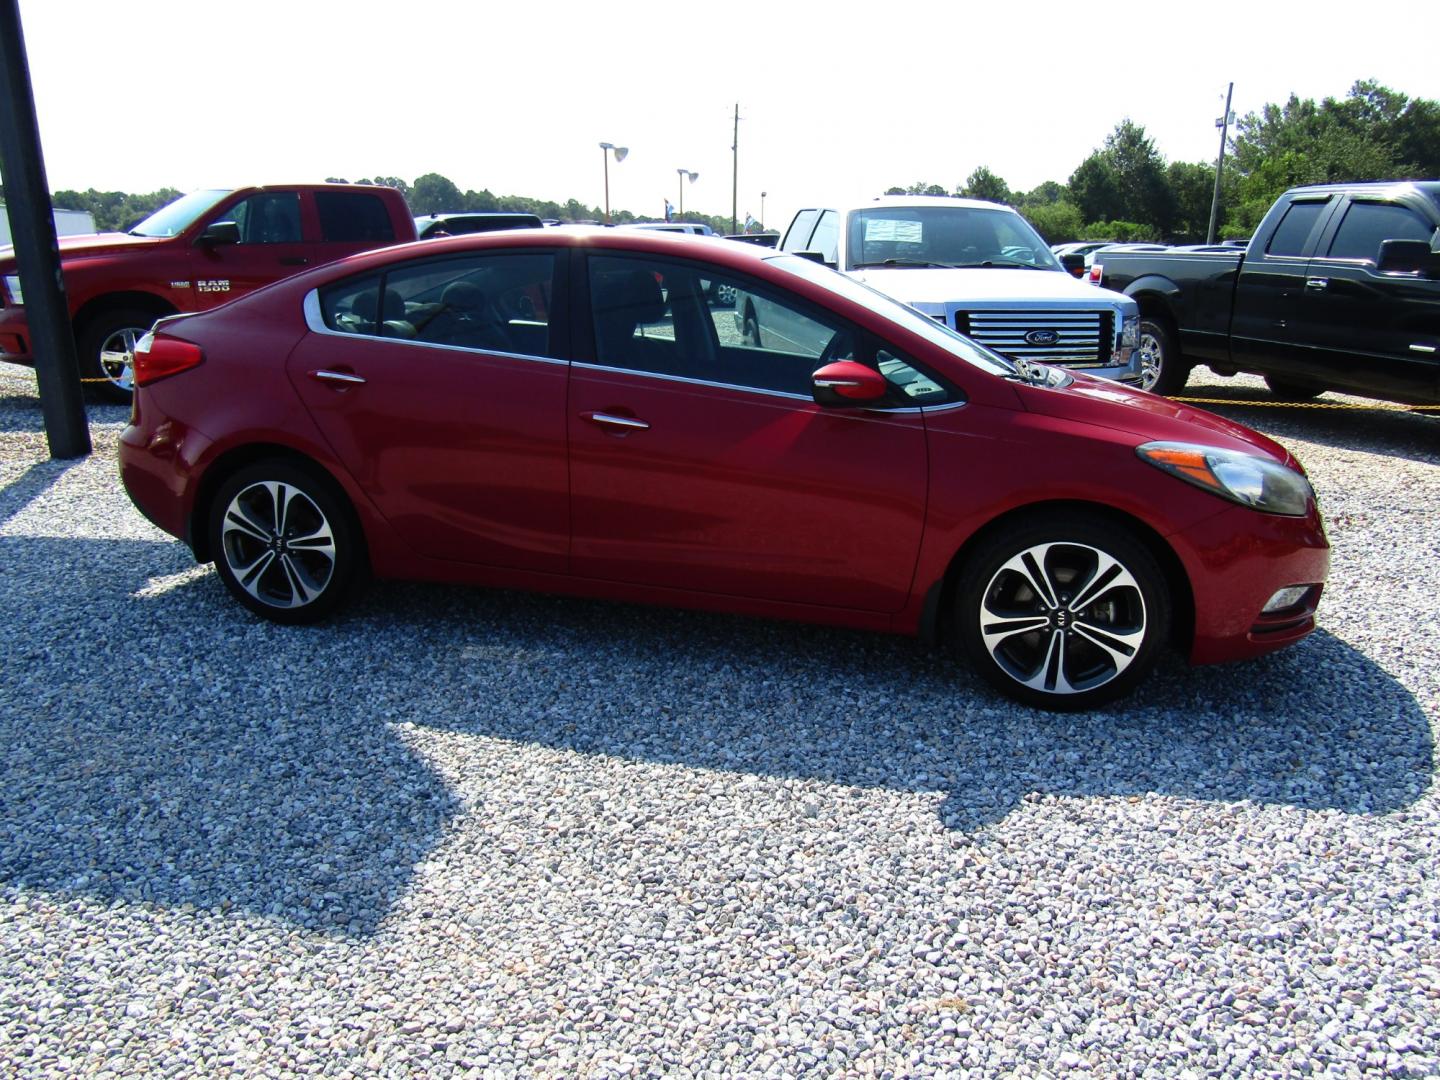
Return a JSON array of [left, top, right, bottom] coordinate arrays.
[[129, 188, 233, 238], [766, 254, 1015, 377], [847, 205, 1063, 272]]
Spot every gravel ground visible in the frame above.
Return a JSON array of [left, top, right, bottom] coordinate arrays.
[[0, 364, 1436, 1078]]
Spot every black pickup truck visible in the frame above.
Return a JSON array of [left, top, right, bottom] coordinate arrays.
[[1092, 181, 1440, 402]]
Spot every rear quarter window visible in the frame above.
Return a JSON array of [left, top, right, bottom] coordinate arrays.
[[316, 192, 397, 243]]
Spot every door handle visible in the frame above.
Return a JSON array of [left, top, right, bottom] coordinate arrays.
[[310, 369, 366, 386], [280, 256, 309, 266], [1305, 277, 1329, 290], [583, 411, 649, 432]]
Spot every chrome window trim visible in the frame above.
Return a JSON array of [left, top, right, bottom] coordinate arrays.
[[302, 288, 568, 367], [569, 360, 952, 414]]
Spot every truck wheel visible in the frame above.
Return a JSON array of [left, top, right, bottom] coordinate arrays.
[[741, 305, 763, 348], [1264, 376, 1322, 402], [77, 308, 162, 403], [956, 513, 1172, 711], [1137, 318, 1189, 396]]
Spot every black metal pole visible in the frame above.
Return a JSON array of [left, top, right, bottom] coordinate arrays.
[[1206, 81, 1234, 246], [731, 104, 739, 236], [0, 0, 89, 458]]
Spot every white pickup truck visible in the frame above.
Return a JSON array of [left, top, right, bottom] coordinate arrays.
[[763, 196, 1142, 385]]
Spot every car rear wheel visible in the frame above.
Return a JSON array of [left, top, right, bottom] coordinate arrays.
[[208, 460, 360, 624], [956, 515, 1172, 711], [1137, 318, 1189, 396], [77, 308, 160, 403]]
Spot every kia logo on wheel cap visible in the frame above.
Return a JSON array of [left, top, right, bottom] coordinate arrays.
[[1026, 330, 1060, 346]]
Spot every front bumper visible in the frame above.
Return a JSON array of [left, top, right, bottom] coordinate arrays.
[[1175, 501, 1330, 665]]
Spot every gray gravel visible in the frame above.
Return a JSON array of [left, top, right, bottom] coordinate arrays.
[[0, 365, 1437, 1077]]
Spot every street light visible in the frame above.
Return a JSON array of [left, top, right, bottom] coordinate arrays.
[[598, 141, 629, 224], [760, 191, 767, 232], [676, 169, 698, 220]]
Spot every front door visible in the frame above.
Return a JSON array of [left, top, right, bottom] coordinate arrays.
[[1298, 197, 1440, 400], [191, 191, 315, 309], [567, 253, 928, 613]]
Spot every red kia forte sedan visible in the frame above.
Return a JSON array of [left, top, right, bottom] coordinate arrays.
[[119, 228, 1328, 710]]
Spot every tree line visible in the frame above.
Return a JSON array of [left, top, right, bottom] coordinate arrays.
[[892, 80, 1439, 243], [13, 80, 1435, 243]]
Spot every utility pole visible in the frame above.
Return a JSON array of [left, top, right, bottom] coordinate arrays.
[[0, 0, 90, 458], [731, 103, 740, 236], [1207, 82, 1235, 246]]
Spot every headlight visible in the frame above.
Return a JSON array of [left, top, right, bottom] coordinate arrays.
[[1120, 314, 1139, 348], [2, 275, 21, 305], [1137, 441, 1313, 516]]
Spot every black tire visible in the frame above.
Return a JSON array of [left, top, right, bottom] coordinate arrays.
[[208, 460, 361, 625], [741, 306, 763, 348], [1137, 317, 1190, 396], [76, 307, 164, 404], [1264, 375, 1322, 402], [956, 513, 1172, 711]]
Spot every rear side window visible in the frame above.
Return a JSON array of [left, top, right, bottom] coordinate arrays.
[[1266, 201, 1327, 257], [1325, 202, 1436, 263], [316, 191, 396, 243], [782, 209, 821, 253], [319, 254, 556, 357]]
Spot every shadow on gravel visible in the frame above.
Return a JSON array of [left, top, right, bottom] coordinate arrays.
[[0, 460, 83, 527], [0, 536, 461, 936], [1173, 380, 1440, 465], [1, 536, 1430, 935]]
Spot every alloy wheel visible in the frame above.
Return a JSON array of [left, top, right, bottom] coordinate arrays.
[[978, 541, 1148, 697], [220, 480, 337, 610]]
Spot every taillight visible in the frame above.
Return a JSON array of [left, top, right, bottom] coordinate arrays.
[[133, 332, 203, 386]]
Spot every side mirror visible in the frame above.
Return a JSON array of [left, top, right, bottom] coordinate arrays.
[[198, 220, 240, 246], [1377, 238, 1439, 276], [811, 360, 888, 407], [1060, 253, 1085, 277]]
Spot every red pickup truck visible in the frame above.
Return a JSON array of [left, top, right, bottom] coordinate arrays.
[[0, 183, 417, 401]]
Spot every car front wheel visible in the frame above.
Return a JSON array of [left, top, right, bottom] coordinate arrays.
[[957, 515, 1172, 710], [208, 460, 360, 624]]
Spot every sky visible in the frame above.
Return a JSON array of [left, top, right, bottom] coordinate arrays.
[[11, 0, 1439, 231]]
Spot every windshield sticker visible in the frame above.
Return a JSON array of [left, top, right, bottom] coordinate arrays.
[[864, 220, 923, 244]]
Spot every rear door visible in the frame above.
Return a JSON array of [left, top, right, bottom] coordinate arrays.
[[1229, 194, 1338, 377], [1296, 196, 1440, 399], [287, 248, 570, 571]]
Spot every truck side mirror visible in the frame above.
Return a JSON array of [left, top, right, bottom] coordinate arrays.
[[1060, 253, 1085, 277], [198, 221, 241, 247], [1375, 239, 1439, 275]]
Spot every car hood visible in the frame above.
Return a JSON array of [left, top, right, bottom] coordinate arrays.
[[0, 232, 167, 268], [849, 266, 1133, 307], [1013, 370, 1297, 466]]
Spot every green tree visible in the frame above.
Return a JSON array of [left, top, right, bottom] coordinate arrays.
[[1022, 201, 1083, 244], [960, 166, 1013, 204], [409, 173, 463, 214]]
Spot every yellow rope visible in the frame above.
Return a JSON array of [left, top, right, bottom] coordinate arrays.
[[1167, 396, 1440, 413]]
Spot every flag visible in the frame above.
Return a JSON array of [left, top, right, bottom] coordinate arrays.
[[744, 212, 756, 233], [664, 199, 674, 222]]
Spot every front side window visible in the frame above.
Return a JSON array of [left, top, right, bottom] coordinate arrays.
[[217, 193, 303, 244], [808, 210, 840, 263], [1325, 202, 1436, 263], [587, 254, 952, 404], [319, 253, 555, 357], [1266, 200, 1327, 257], [316, 191, 396, 243], [846, 205, 1060, 271]]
